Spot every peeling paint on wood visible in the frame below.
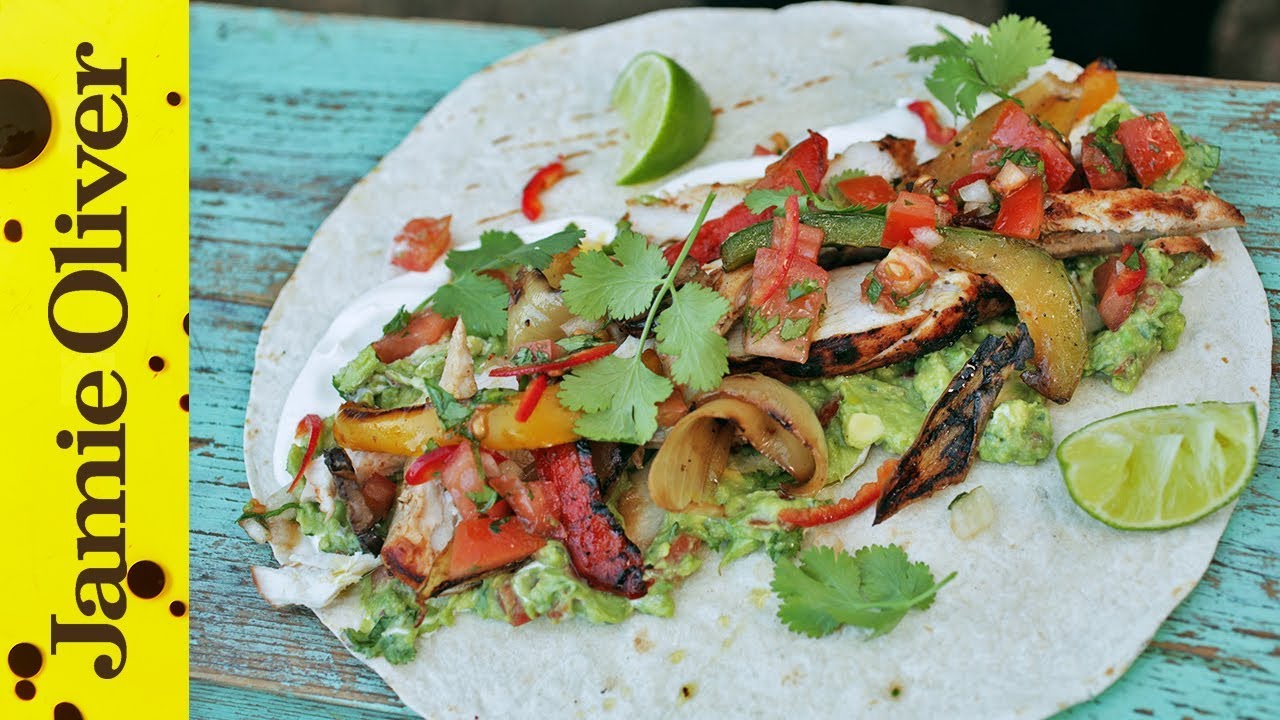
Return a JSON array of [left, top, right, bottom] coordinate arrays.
[[190, 4, 1280, 719]]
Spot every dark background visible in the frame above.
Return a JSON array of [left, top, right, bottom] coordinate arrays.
[[217, 0, 1280, 81]]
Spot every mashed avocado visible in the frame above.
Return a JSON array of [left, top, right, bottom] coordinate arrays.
[[1070, 247, 1192, 394], [333, 335, 505, 409], [1087, 282, 1184, 393], [791, 324, 1054, 469]]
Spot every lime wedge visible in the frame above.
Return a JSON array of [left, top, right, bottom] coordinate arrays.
[[611, 52, 713, 185], [1057, 402, 1258, 530]]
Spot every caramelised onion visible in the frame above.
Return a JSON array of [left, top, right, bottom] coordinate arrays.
[[649, 374, 828, 511]]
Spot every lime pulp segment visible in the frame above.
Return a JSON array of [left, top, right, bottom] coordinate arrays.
[[611, 52, 713, 185], [1056, 402, 1258, 530]]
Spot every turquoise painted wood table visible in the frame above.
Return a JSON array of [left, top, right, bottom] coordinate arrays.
[[190, 3, 1280, 718]]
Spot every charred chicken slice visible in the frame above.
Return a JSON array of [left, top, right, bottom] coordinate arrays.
[[1037, 187, 1244, 258], [728, 264, 1009, 381]]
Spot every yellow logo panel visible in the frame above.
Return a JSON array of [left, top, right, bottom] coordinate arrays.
[[0, 1, 189, 717]]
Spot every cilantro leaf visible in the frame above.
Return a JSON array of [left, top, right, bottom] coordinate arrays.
[[501, 225, 585, 270], [445, 230, 523, 274], [656, 284, 730, 391], [969, 14, 1052, 91], [561, 225, 668, 320], [381, 305, 412, 336], [422, 377, 475, 434], [429, 272, 509, 337], [559, 354, 673, 445], [908, 15, 1053, 118], [771, 544, 955, 638], [744, 188, 801, 215], [466, 486, 499, 513]]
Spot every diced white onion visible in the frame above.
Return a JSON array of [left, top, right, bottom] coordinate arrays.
[[910, 226, 944, 249], [949, 485, 996, 540], [991, 162, 1029, 195], [957, 179, 993, 205]]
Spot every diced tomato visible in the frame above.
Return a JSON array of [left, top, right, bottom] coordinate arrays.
[[372, 309, 457, 363], [754, 194, 804, 304], [836, 174, 897, 208], [1093, 245, 1147, 331], [440, 445, 492, 520], [1080, 132, 1130, 190], [390, 216, 452, 272], [882, 192, 937, 248], [287, 414, 324, 492], [490, 342, 618, 378], [446, 516, 546, 581], [993, 180, 1046, 240], [863, 245, 937, 312], [487, 467, 561, 537], [405, 445, 460, 486], [1115, 113, 1185, 188], [777, 477, 882, 527], [1075, 58, 1119, 121], [521, 158, 566, 221], [989, 103, 1077, 192], [907, 99, 956, 145], [745, 247, 829, 363], [670, 131, 829, 265]]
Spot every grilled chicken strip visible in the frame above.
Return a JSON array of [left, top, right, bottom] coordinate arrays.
[[325, 448, 397, 554], [1037, 187, 1243, 258], [875, 324, 1034, 524], [381, 479, 454, 590], [728, 264, 1009, 381]]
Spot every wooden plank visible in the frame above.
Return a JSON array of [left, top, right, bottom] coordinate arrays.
[[189, 4, 1280, 719]]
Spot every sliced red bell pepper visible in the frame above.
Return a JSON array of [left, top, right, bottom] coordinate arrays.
[[907, 99, 956, 145], [836, 174, 897, 208], [988, 103, 1077, 193], [287, 414, 324, 492], [490, 342, 619, 378], [514, 374, 549, 423], [1114, 113, 1185, 188], [668, 131, 828, 265], [882, 192, 937, 248], [533, 442, 647, 598], [372, 309, 457, 363], [390, 216, 452, 272], [446, 515, 546, 582], [522, 158, 566, 221], [1080, 132, 1130, 190], [778, 477, 882, 527], [993, 180, 1045, 240]]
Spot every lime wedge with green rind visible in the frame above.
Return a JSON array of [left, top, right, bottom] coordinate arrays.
[[611, 52, 713, 185], [1057, 402, 1258, 530]]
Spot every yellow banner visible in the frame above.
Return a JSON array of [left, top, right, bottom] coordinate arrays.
[[0, 1, 188, 717]]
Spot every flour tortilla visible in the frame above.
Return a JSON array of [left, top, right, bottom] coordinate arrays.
[[244, 3, 1271, 718]]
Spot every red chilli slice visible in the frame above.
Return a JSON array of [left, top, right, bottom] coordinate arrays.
[[515, 374, 550, 423], [287, 414, 324, 492], [522, 158, 567, 221], [490, 343, 619, 378], [405, 445, 461, 486]]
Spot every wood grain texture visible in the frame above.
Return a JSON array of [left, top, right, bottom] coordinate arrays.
[[189, 3, 1280, 718]]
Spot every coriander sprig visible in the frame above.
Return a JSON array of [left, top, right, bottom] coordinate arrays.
[[907, 15, 1052, 119], [558, 194, 726, 445]]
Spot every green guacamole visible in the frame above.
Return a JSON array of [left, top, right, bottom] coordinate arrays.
[[794, 323, 1054, 469]]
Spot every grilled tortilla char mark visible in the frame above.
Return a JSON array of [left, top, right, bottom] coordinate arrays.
[[875, 324, 1034, 524], [534, 441, 647, 598], [1037, 187, 1244, 258], [729, 265, 1010, 381]]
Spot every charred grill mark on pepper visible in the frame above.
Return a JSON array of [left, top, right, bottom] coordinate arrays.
[[874, 324, 1034, 524]]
